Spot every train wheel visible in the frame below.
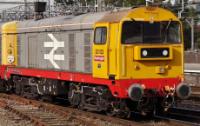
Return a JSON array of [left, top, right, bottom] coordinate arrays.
[[106, 107, 116, 117], [106, 100, 130, 118], [0, 80, 6, 92], [68, 83, 81, 107], [41, 95, 54, 102]]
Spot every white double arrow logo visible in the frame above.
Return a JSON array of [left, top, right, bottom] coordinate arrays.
[[44, 33, 65, 69]]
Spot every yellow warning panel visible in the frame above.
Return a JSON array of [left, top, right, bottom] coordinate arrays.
[[2, 21, 18, 65]]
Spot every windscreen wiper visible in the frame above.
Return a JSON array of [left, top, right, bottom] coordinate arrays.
[[164, 20, 172, 42]]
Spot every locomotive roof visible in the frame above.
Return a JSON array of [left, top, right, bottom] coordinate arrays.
[[17, 12, 108, 33], [97, 7, 179, 23], [17, 8, 131, 30], [97, 9, 132, 23], [17, 6, 178, 33]]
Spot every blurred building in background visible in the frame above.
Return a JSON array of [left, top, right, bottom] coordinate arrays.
[[0, 0, 109, 21]]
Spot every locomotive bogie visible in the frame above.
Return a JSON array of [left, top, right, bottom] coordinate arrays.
[[12, 76, 68, 98]]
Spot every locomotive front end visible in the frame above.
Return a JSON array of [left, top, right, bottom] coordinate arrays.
[[92, 6, 191, 114], [120, 7, 191, 108]]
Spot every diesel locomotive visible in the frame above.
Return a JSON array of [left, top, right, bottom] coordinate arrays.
[[0, 6, 191, 117]]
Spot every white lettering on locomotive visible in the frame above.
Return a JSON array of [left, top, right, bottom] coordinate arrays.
[[44, 33, 64, 69]]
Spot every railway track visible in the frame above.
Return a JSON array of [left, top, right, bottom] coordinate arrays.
[[0, 94, 81, 126], [155, 106, 200, 126], [0, 93, 147, 126], [0, 93, 195, 126]]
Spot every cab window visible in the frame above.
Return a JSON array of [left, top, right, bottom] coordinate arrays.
[[94, 27, 107, 44], [122, 21, 181, 44]]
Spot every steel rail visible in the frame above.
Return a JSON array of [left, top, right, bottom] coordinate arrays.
[[154, 114, 200, 126], [0, 93, 145, 126]]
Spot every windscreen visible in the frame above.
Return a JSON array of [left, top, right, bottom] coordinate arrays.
[[122, 21, 181, 44]]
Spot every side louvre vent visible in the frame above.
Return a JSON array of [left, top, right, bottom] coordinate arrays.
[[84, 33, 91, 72], [69, 33, 76, 71]]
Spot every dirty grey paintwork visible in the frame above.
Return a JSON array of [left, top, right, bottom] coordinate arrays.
[[17, 12, 108, 73]]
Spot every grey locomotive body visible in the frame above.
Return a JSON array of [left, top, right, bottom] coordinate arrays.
[[17, 13, 107, 73]]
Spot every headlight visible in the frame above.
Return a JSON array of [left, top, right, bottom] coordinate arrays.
[[142, 50, 148, 57], [162, 50, 168, 56], [7, 55, 15, 64]]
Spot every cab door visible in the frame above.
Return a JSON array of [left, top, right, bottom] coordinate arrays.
[[92, 23, 109, 79]]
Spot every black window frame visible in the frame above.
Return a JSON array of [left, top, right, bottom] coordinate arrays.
[[94, 27, 107, 44], [121, 21, 142, 44], [121, 21, 182, 44]]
